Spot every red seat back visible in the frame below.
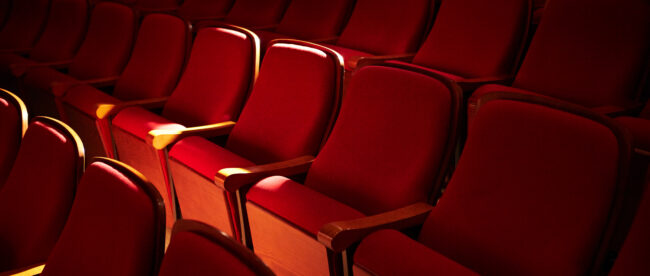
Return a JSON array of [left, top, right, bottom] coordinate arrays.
[[513, 0, 650, 108], [274, 0, 355, 40], [304, 64, 461, 215], [159, 220, 273, 276], [68, 1, 136, 80], [0, 89, 27, 188], [418, 93, 631, 274], [224, 0, 290, 28], [0, 117, 83, 271], [412, 0, 530, 78], [162, 26, 259, 126], [41, 158, 165, 276], [112, 13, 189, 101], [336, 0, 433, 55], [225, 41, 343, 164], [176, 0, 234, 21], [0, 0, 50, 49], [29, 0, 89, 62]]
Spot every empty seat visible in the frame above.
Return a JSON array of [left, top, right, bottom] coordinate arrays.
[[21, 1, 136, 118], [470, 0, 650, 116], [0, 116, 84, 273], [244, 63, 462, 275], [59, 13, 189, 162], [159, 219, 274, 276], [38, 158, 165, 276], [0, 0, 50, 50], [0, 88, 27, 188], [322, 0, 435, 71], [387, 0, 530, 92], [0, 0, 88, 89], [353, 93, 631, 275], [253, 0, 355, 49], [109, 25, 259, 228], [176, 0, 234, 23], [154, 41, 343, 240], [609, 174, 650, 275]]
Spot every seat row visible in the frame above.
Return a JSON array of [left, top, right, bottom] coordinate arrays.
[[0, 104, 271, 275], [1, 79, 649, 275]]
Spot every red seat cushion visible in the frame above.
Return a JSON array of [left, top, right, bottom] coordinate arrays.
[[247, 176, 364, 235], [62, 84, 121, 118], [159, 231, 258, 276], [112, 106, 185, 141], [354, 229, 478, 275], [615, 117, 650, 152], [169, 136, 255, 180]]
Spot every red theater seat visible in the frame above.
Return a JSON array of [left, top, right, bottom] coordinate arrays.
[[470, 0, 650, 118], [353, 93, 632, 275], [59, 13, 189, 162], [37, 158, 165, 276], [157, 41, 343, 241], [0, 0, 88, 89], [109, 25, 259, 228], [382, 0, 531, 93], [0, 89, 27, 188], [321, 0, 435, 71], [194, 0, 291, 30], [158, 220, 274, 276], [0, 0, 50, 51], [244, 63, 462, 275], [176, 0, 235, 23], [21, 1, 136, 118], [0, 117, 84, 273], [253, 0, 355, 49]]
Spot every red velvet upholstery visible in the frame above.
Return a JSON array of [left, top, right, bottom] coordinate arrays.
[[254, 0, 354, 48], [245, 64, 460, 274], [247, 176, 365, 235], [354, 230, 478, 275], [0, 0, 9, 29], [0, 89, 26, 188], [159, 220, 273, 276], [27, 0, 88, 62], [331, 0, 432, 57], [176, 0, 234, 22], [609, 179, 650, 275], [169, 41, 342, 238], [496, 0, 650, 109], [0, 118, 82, 272], [0, 0, 50, 49], [40, 159, 165, 276], [378, 96, 624, 275], [411, 0, 529, 79], [223, 0, 290, 28], [615, 117, 650, 152]]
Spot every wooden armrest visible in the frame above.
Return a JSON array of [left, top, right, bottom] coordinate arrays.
[[147, 121, 236, 150], [215, 155, 315, 192], [309, 36, 339, 44], [455, 75, 514, 91], [250, 24, 278, 31], [0, 263, 45, 276], [95, 97, 169, 119], [355, 53, 416, 69], [9, 59, 74, 77], [317, 202, 433, 252], [0, 47, 33, 55]]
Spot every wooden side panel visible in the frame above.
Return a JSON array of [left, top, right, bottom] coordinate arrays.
[[169, 158, 236, 238], [247, 202, 330, 276]]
